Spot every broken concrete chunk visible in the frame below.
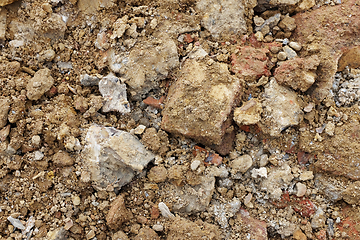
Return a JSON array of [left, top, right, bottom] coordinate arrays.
[[99, 73, 130, 114], [26, 68, 54, 100], [261, 164, 294, 199], [196, 0, 252, 39], [261, 79, 303, 136], [161, 58, 241, 147], [82, 125, 155, 190], [109, 33, 179, 99], [233, 99, 262, 126], [275, 55, 320, 91]]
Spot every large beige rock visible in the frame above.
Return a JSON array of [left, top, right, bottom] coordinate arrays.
[[162, 58, 241, 147]]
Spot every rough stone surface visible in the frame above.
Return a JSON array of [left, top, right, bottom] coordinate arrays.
[[278, 15, 296, 32], [0, 0, 18, 6], [108, 33, 179, 99], [80, 74, 100, 86], [26, 68, 54, 101], [0, 61, 20, 78], [293, 229, 307, 240], [99, 74, 130, 114], [147, 166, 167, 183], [233, 209, 268, 240], [255, 13, 281, 34], [196, 0, 253, 39], [233, 99, 262, 125], [82, 125, 155, 190], [261, 79, 303, 136], [106, 195, 133, 230], [112, 230, 129, 240], [166, 217, 220, 240], [311, 208, 326, 229], [161, 58, 241, 146], [314, 174, 345, 202], [292, 0, 360, 102], [275, 55, 320, 92], [261, 164, 293, 199], [343, 181, 360, 205], [0, 97, 10, 129], [52, 151, 74, 167], [231, 46, 271, 82], [211, 198, 241, 229], [134, 227, 159, 240]]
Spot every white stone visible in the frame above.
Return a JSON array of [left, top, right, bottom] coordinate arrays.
[[158, 202, 174, 218], [296, 182, 307, 197], [152, 224, 164, 232], [251, 167, 268, 178], [299, 171, 314, 181], [283, 45, 297, 59], [134, 125, 146, 135], [289, 41, 302, 51], [190, 160, 201, 171]]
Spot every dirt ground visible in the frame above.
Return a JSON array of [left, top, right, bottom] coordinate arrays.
[[1, 0, 360, 239]]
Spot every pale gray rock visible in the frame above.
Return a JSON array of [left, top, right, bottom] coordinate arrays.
[[261, 79, 303, 136], [230, 154, 253, 175], [311, 208, 326, 229], [80, 74, 100, 86], [82, 125, 155, 190], [196, 0, 254, 39], [99, 73, 130, 114], [314, 173, 345, 202], [283, 45, 297, 59], [211, 198, 241, 229], [108, 33, 179, 99], [255, 13, 281, 33]]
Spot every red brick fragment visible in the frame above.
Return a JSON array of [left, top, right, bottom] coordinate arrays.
[[143, 96, 165, 109], [193, 146, 222, 166]]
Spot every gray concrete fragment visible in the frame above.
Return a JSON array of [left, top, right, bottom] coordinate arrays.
[[99, 73, 130, 114], [82, 125, 155, 190]]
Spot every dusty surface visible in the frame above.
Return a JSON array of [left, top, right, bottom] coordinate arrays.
[[1, 0, 360, 240]]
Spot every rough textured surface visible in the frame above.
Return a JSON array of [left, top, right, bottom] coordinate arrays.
[[196, 0, 254, 39], [82, 125, 155, 190], [166, 217, 220, 240], [232, 209, 268, 240], [99, 74, 130, 114], [233, 99, 262, 125], [0, 97, 10, 129], [261, 79, 303, 136], [108, 33, 179, 99], [274, 55, 320, 92], [161, 58, 241, 146], [26, 68, 54, 101], [106, 195, 133, 231]]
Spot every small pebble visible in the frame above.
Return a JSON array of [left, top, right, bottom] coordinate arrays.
[[259, 154, 269, 167], [251, 167, 267, 178], [72, 195, 81, 206], [283, 45, 297, 59], [253, 16, 265, 26], [158, 202, 174, 218], [299, 171, 314, 181], [289, 41, 302, 51], [153, 224, 164, 232], [304, 102, 314, 113], [254, 31, 264, 42], [244, 193, 254, 208], [134, 125, 146, 135], [277, 51, 287, 61], [296, 182, 307, 197], [191, 160, 201, 171]]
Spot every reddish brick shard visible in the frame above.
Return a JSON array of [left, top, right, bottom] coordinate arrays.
[[161, 58, 241, 146], [231, 46, 270, 81]]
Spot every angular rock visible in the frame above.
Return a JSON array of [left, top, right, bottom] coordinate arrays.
[[82, 125, 155, 190], [196, 0, 254, 39], [343, 181, 360, 205], [0, 8, 6, 40], [275, 55, 320, 92], [278, 15, 296, 32], [211, 198, 241, 228], [108, 33, 179, 99], [314, 174, 345, 202], [283, 45, 297, 59], [233, 99, 262, 126], [112, 230, 129, 240], [233, 209, 268, 240], [162, 174, 215, 213], [26, 68, 54, 101], [166, 217, 220, 240], [80, 74, 101, 86], [99, 73, 130, 114], [261, 79, 303, 136], [162, 58, 241, 147], [261, 164, 293, 199], [106, 195, 133, 230], [292, 0, 360, 102], [231, 46, 270, 82], [311, 208, 326, 229], [0, 97, 10, 129]]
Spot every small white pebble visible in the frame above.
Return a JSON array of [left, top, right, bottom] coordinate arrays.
[[153, 224, 164, 232], [296, 182, 307, 197], [190, 160, 201, 171], [251, 167, 267, 178], [158, 202, 174, 218], [134, 125, 146, 135], [277, 51, 287, 61], [289, 41, 302, 51], [304, 102, 314, 113], [299, 171, 314, 181]]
